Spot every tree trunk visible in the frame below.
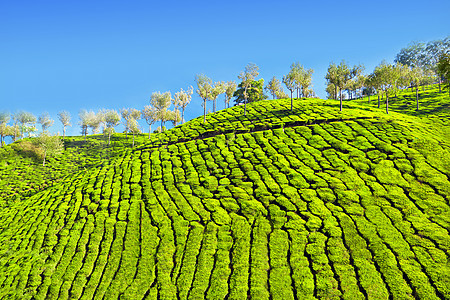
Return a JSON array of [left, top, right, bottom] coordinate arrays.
[[203, 99, 207, 123], [339, 89, 343, 111], [149, 124, 151, 139], [0, 135, 2, 147], [182, 109, 185, 124], [416, 88, 419, 111], [334, 86, 337, 100], [63, 126, 66, 141], [213, 98, 216, 113], [386, 94, 389, 114], [290, 91, 293, 111], [108, 133, 111, 145], [291, 94, 293, 112], [378, 94, 380, 108], [133, 132, 135, 147], [244, 86, 248, 117], [297, 89, 299, 99], [43, 150, 46, 167]]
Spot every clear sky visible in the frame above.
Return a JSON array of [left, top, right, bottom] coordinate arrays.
[[1, 0, 449, 139]]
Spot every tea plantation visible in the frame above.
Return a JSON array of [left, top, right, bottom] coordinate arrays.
[[0, 89, 449, 299]]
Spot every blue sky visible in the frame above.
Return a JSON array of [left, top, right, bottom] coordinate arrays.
[[1, 0, 449, 139]]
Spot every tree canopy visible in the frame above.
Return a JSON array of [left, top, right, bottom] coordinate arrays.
[[233, 79, 267, 105]]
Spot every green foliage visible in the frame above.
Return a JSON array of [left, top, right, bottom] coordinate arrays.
[[0, 86, 449, 299], [233, 78, 267, 104]]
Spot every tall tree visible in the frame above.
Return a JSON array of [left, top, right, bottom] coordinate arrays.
[[224, 81, 237, 108], [289, 63, 314, 99], [364, 74, 376, 104], [121, 108, 141, 142], [373, 61, 397, 114], [103, 109, 121, 145], [233, 79, 266, 104], [38, 112, 54, 132], [283, 72, 296, 111], [174, 86, 193, 124], [437, 53, 450, 96], [15, 111, 36, 138], [426, 38, 450, 92], [331, 61, 362, 111], [2, 125, 15, 145], [394, 42, 427, 68], [79, 110, 90, 141], [142, 105, 158, 138], [325, 62, 339, 101], [128, 118, 141, 147], [0, 123, 8, 147], [86, 110, 102, 134], [150, 92, 172, 131], [408, 66, 425, 110], [209, 81, 226, 113], [195, 74, 213, 123], [171, 91, 182, 127], [36, 131, 64, 167], [326, 82, 337, 100], [265, 76, 283, 100], [57, 110, 71, 141], [0, 112, 10, 147], [238, 63, 259, 116]]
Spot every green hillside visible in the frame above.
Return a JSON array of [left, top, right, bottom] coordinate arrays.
[[0, 90, 449, 299]]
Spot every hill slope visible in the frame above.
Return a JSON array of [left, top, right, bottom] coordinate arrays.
[[0, 95, 449, 299]]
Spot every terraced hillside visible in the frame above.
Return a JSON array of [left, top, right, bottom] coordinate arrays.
[[0, 134, 150, 202], [0, 96, 449, 299]]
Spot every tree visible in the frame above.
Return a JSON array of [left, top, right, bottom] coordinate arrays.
[[171, 92, 182, 127], [289, 62, 314, 99], [364, 74, 377, 104], [195, 74, 213, 123], [209, 81, 226, 113], [121, 108, 141, 143], [437, 53, 450, 96], [394, 42, 427, 69], [325, 62, 339, 101], [180, 86, 193, 124], [408, 66, 425, 110], [36, 131, 64, 167], [174, 86, 193, 124], [79, 110, 90, 141], [426, 38, 450, 92], [224, 81, 237, 108], [57, 110, 71, 141], [373, 61, 398, 114], [86, 110, 102, 135], [326, 82, 337, 100], [128, 118, 141, 147], [0, 112, 10, 147], [283, 72, 296, 111], [233, 79, 266, 105], [150, 92, 172, 131], [15, 111, 36, 138], [103, 109, 121, 145], [38, 112, 54, 132], [326, 61, 361, 111], [238, 63, 259, 116], [265, 76, 283, 100], [142, 105, 158, 138]]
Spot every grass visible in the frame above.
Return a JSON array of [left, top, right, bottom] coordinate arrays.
[[0, 85, 449, 299]]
